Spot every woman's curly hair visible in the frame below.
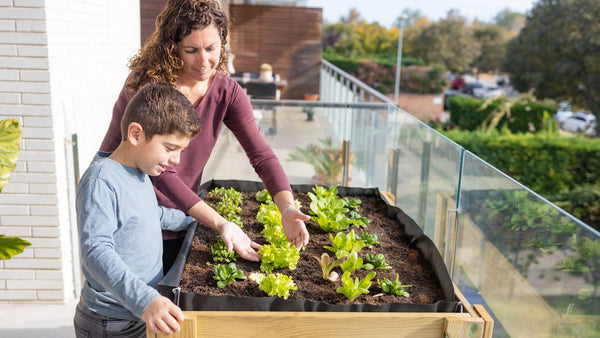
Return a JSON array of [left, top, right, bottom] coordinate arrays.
[[127, 0, 230, 89]]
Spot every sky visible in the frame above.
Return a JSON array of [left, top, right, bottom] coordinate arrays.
[[304, 0, 538, 28]]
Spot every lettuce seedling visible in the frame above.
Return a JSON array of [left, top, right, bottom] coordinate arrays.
[[213, 263, 246, 288], [364, 253, 391, 270], [258, 243, 300, 273], [378, 274, 411, 297], [210, 187, 244, 227], [324, 229, 365, 259], [249, 272, 297, 299], [336, 271, 376, 302], [313, 252, 345, 281], [255, 189, 273, 204], [358, 231, 379, 247], [340, 251, 371, 273], [211, 238, 237, 262]]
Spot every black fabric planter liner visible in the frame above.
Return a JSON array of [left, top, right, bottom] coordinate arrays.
[[158, 179, 461, 313]]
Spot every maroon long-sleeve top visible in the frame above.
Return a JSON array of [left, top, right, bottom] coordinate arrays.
[[100, 71, 291, 214]]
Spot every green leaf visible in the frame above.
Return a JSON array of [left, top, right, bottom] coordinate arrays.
[[0, 119, 21, 193], [0, 235, 31, 260]]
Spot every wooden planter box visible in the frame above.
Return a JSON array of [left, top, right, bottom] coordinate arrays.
[[147, 287, 492, 338], [148, 181, 494, 337]]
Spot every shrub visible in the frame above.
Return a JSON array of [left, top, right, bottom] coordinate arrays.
[[448, 97, 557, 133]]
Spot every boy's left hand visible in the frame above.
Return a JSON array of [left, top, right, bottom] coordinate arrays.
[[142, 295, 184, 334]]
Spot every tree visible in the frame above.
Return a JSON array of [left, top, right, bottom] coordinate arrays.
[[411, 11, 480, 73], [493, 8, 527, 32], [472, 24, 511, 73], [503, 0, 600, 135]]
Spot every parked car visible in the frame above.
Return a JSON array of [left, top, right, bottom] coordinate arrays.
[[553, 110, 574, 127], [561, 112, 597, 135], [461, 82, 484, 95], [473, 86, 504, 98], [451, 76, 466, 90]]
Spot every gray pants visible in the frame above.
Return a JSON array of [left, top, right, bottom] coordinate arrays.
[[73, 300, 146, 338]]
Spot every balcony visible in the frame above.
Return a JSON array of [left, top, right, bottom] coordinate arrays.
[[202, 60, 600, 337]]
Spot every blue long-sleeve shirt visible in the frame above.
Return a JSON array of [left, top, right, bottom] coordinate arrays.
[[76, 152, 193, 320]]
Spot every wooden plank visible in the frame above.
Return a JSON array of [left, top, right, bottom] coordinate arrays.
[[187, 311, 472, 338], [147, 318, 195, 338], [443, 316, 483, 338], [454, 284, 479, 318], [474, 304, 494, 338]]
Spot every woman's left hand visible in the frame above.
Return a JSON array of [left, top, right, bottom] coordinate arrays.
[[280, 206, 310, 250]]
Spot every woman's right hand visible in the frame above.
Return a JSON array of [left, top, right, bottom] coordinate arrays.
[[219, 221, 261, 261]]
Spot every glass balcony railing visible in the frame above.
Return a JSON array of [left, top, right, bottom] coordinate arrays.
[[201, 94, 599, 337]]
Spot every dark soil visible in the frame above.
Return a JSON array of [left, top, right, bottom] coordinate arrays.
[[180, 191, 445, 306]]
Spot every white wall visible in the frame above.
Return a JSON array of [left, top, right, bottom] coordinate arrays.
[[0, 0, 139, 303]]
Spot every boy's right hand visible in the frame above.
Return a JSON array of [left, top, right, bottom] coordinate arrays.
[[141, 295, 184, 334]]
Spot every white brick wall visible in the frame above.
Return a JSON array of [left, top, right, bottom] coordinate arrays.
[[0, 0, 140, 303]]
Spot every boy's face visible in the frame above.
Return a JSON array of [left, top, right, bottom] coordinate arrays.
[[135, 131, 191, 176]]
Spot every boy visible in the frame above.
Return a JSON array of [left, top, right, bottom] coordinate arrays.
[[74, 83, 202, 337]]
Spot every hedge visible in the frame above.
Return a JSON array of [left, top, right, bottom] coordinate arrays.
[[448, 96, 557, 133], [442, 130, 600, 230]]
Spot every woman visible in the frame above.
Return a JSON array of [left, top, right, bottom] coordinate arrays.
[[100, 0, 310, 268]]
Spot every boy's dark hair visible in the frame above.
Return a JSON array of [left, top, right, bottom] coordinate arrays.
[[120, 83, 201, 141]]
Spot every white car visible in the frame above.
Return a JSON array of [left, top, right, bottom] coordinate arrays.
[[473, 86, 504, 98], [561, 112, 597, 135], [554, 110, 574, 126]]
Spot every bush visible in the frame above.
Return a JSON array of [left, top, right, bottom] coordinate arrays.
[[448, 97, 557, 133], [400, 65, 448, 94], [442, 130, 600, 230], [322, 49, 444, 94]]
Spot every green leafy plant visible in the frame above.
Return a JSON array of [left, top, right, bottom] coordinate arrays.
[[378, 274, 411, 297], [211, 238, 237, 263], [213, 263, 246, 288], [257, 203, 287, 245], [210, 187, 243, 227], [336, 271, 376, 302], [287, 137, 353, 185], [324, 229, 365, 259], [308, 185, 370, 232], [258, 243, 300, 273], [0, 119, 31, 260], [308, 185, 351, 232], [249, 272, 297, 299], [364, 253, 392, 270], [313, 252, 345, 281], [255, 189, 273, 204], [358, 231, 379, 247], [340, 251, 370, 273]]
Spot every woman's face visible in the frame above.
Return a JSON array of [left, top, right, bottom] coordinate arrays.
[[176, 25, 222, 82]]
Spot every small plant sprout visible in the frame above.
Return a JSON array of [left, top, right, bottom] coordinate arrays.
[[358, 231, 379, 247], [211, 238, 237, 263], [313, 252, 345, 281], [378, 274, 411, 297], [336, 271, 377, 302], [210, 187, 244, 227], [213, 263, 246, 288], [364, 253, 392, 270], [324, 229, 365, 259], [249, 272, 297, 299], [340, 251, 370, 273], [258, 243, 300, 273], [255, 189, 273, 204]]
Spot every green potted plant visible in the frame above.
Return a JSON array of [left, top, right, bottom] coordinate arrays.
[[287, 137, 353, 185], [0, 119, 31, 260]]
